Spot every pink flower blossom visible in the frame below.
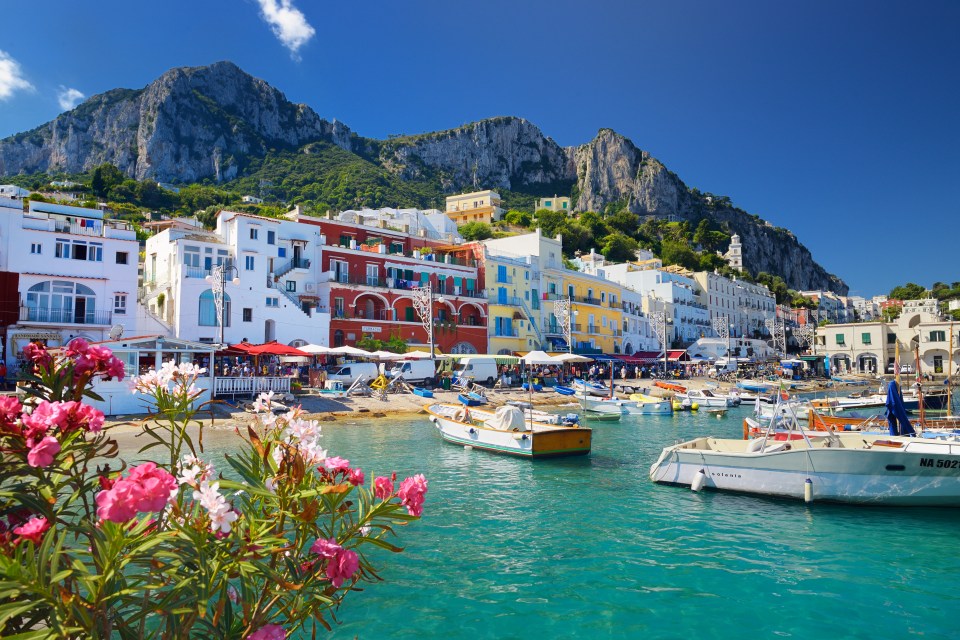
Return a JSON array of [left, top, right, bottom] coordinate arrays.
[[348, 467, 364, 486], [373, 476, 394, 499], [65, 337, 90, 357], [398, 474, 428, 517], [95, 463, 177, 523], [27, 436, 60, 468], [13, 516, 49, 545], [248, 624, 286, 640], [23, 342, 52, 368], [75, 344, 126, 381], [309, 537, 342, 558], [22, 400, 105, 436], [0, 396, 22, 434], [324, 456, 350, 473], [326, 548, 360, 588]]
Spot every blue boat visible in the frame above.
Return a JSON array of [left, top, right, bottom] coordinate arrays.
[[412, 387, 434, 398], [554, 386, 576, 396], [458, 392, 487, 406], [522, 382, 543, 392]]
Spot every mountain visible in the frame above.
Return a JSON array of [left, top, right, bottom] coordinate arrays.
[[0, 62, 846, 294]]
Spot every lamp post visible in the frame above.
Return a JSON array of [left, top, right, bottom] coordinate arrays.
[[651, 310, 670, 376], [206, 263, 240, 348], [712, 315, 731, 359], [412, 284, 445, 357]]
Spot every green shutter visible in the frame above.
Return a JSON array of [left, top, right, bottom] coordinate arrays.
[[421, 271, 429, 283], [405, 307, 415, 322], [453, 276, 462, 286]]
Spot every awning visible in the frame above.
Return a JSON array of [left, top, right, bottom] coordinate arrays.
[[667, 350, 690, 362]]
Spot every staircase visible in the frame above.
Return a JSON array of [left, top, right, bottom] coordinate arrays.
[[515, 297, 544, 347], [273, 257, 310, 279], [270, 281, 311, 317]]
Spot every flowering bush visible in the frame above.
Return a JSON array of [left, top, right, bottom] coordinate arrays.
[[0, 340, 427, 638]]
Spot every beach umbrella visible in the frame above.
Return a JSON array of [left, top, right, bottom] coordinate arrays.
[[299, 344, 332, 355], [404, 350, 438, 359], [328, 345, 373, 357], [368, 350, 403, 361], [520, 350, 560, 365], [553, 353, 593, 363]]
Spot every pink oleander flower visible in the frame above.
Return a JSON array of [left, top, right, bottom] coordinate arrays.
[[326, 548, 360, 588], [27, 436, 60, 468], [348, 467, 364, 486], [65, 337, 90, 356], [398, 474, 428, 517], [13, 516, 49, 545], [75, 344, 126, 381], [248, 624, 286, 640], [193, 480, 239, 534], [95, 463, 177, 523], [373, 476, 394, 499], [25, 400, 105, 435], [323, 456, 350, 473], [0, 396, 22, 434], [23, 342, 52, 367], [310, 537, 342, 558]]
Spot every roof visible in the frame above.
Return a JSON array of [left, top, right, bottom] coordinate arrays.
[[22, 273, 108, 281]]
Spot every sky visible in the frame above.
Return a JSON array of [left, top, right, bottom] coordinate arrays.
[[0, 0, 958, 297]]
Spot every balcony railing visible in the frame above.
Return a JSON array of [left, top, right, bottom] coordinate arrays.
[[20, 307, 112, 325], [494, 328, 520, 337], [332, 275, 486, 298], [495, 275, 514, 284]]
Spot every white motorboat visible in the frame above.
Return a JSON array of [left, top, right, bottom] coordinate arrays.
[[425, 403, 592, 458], [649, 385, 960, 505], [578, 394, 669, 416], [571, 378, 611, 397], [675, 389, 736, 408]]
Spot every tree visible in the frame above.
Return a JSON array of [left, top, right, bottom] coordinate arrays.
[[660, 240, 699, 270], [578, 211, 608, 239], [533, 209, 567, 237], [504, 210, 532, 227], [458, 221, 493, 241], [90, 163, 124, 198], [385, 333, 408, 353], [889, 282, 927, 300], [356, 336, 384, 352], [606, 209, 639, 235], [600, 232, 639, 262]]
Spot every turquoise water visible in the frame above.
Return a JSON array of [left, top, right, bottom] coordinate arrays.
[[200, 406, 960, 639]]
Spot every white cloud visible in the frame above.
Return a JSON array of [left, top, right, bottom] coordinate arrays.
[[256, 0, 315, 59], [57, 86, 86, 111], [0, 50, 34, 100]]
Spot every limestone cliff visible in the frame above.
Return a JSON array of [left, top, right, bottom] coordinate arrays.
[[0, 61, 354, 182]]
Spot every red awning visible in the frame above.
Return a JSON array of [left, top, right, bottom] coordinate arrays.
[[667, 350, 690, 362], [621, 351, 662, 363], [222, 341, 308, 357]]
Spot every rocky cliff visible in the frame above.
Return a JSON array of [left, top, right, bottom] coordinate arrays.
[[0, 62, 846, 293], [0, 61, 354, 182]]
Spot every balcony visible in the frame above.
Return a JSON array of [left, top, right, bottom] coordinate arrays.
[[494, 328, 520, 337], [20, 307, 112, 326], [495, 275, 514, 284], [573, 295, 603, 307], [332, 275, 486, 299]]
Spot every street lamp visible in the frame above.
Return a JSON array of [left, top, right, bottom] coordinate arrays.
[[206, 263, 240, 348], [412, 284, 445, 357], [650, 310, 671, 376], [712, 315, 731, 359], [553, 296, 575, 353]]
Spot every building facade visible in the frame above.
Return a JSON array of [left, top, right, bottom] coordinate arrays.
[[445, 190, 503, 225], [0, 198, 141, 373], [535, 196, 571, 213]]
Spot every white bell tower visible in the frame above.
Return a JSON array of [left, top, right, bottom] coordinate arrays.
[[726, 234, 743, 272]]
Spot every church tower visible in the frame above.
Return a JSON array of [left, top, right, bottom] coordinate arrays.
[[726, 234, 743, 272]]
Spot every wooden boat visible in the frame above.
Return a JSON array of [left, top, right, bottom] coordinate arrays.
[[425, 403, 592, 458], [412, 387, 434, 398], [675, 389, 735, 408], [581, 408, 622, 422], [623, 393, 674, 415], [554, 386, 576, 396], [458, 392, 487, 406], [654, 380, 687, 393], [736, 380, 775, 393]]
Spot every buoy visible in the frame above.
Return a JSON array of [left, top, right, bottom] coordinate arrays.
[[691, 469, 707, 492], [672, 401, 682, 411], [690, 403, 699, 411], [804, 478, 813, 503]]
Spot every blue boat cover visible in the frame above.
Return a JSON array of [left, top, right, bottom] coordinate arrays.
[[886, 381, 915, 436]]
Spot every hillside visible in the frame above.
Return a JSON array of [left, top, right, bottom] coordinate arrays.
[[0, 62, 846, 294]]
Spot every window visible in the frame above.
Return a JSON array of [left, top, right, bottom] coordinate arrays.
[[113, 294, 127, 315], [267, 230, 275, 245], [245, 256, 255, 271], [836, 334, 845, 345], [54, 239, 102, 262], [861, 332, 871, 345], [266, 297, 279, 308], [366, 264, 379, 286], [887, 333, 896, 344], [278, 247, 287, 258], [243, 308, 252, 322], [30, 243, 41, 255], [116, 252, 128, 265], [334, 297, 345, 318], [250, 228, 259, 240], [199, 290, 230, 327], [930, 330, 946, 342], [113, 351, 138, 378], [286, 280, 296, 292], [183, 245, 200, 268], [25, 280, 98, 324]]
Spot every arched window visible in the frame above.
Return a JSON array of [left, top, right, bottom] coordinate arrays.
[[199, 290, 230, 327], [449, 341, 478, 355], [26, 280, 97, 324]]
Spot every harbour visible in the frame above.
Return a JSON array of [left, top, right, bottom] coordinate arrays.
[[172, 401, 960, 639]]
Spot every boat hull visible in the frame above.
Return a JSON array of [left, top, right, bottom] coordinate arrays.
[[426, 404, 591, 458], [649, 436, 960, 505]]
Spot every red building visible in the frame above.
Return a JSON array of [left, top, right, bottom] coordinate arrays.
[[300, 216, 488, 354]]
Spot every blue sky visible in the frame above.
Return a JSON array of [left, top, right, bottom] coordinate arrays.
[[1, 0, 957, 296]]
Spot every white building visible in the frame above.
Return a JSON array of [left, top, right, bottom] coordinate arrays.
[[0, 185, 29, 198], [620, 287, 659, 354], [0, 198, 143, 373], [735, 279, 777, 338], [693, 270, 739, 336], [724, 234, 743, 272], [241, 195, 263, 205], [141, 210, 331, 347], [334, 207, 461, 243]]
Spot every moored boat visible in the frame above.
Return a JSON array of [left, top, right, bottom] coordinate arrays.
[[425, 403, 592, 458], [571, 379, 611, 397], [675, 389, 735, 408], [654, 380, 687, 393], [554, 385, 576, 396], [458, 392, 487, 406]]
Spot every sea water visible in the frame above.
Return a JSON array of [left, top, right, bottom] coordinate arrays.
[[196, 405, 960, 639]]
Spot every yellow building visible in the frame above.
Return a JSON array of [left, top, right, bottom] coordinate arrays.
[[485, 251, 543, 354], [557, 269, 624, 354], [536, 195, 571, 213], [446, 190, 504, 225]]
